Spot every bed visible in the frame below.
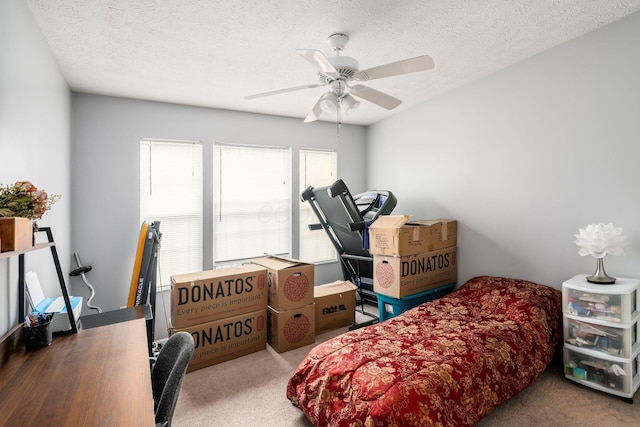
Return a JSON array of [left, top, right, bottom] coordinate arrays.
[[287, 276, 562, 427]]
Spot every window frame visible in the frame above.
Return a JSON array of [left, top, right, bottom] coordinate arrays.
[[140, 140, 340, 283]]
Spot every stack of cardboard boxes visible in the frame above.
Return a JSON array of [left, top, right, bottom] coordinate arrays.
[[369, 216, 458, 318], [168, 253, 360, 366], [251, 255, 316, 353], [169, 264, 269, 372]]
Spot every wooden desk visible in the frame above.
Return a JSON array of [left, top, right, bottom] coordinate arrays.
[[0, 318, 154, 426], [80, 304, 154, 354]]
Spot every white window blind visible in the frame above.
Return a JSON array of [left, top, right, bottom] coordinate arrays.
[[214, 144, 291, 263], [299, 149, 338, 263], [140, 139, 203, 289]]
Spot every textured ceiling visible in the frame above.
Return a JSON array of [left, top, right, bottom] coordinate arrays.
[[27, 0, 640, 126]]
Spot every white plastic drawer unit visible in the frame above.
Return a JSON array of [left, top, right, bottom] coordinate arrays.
[[562, 275, 639, 324], [562, 275, 640, 401], [564, 347, 639, 396], [564, 318, 639, 359]]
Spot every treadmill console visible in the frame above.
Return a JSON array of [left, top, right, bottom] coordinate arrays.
[[353, 190, 397, 221]]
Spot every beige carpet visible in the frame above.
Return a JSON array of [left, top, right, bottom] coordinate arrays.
[[172, 327, 345, 427], [173, 323, 640, 427]]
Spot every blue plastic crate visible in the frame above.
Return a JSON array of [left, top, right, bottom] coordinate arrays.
[[377, 283, 456, 321]]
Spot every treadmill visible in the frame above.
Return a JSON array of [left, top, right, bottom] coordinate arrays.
[[301, 179, 397, 328]]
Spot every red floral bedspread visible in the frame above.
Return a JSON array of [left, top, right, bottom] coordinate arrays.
[[287, 276, 562, 427]]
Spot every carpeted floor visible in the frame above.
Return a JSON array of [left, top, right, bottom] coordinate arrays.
[[173, 313, 640, 427], [172, 327, 344, 427], [474, 354, 640, 427]]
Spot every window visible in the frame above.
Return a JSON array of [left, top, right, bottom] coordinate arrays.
[[140, 140, 337, 283], [214, 143, 291, 263], [140, 139, 203, 289], [299, 149, 338, 263]]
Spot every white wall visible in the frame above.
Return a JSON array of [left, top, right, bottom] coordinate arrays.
[[366, 11, 640, 289], [70, 94, 367, 339], [0, 0, 72, 336]]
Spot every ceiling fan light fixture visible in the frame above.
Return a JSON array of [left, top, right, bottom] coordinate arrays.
[[320, 92, 339, 113], [341, 94, 360, 114]]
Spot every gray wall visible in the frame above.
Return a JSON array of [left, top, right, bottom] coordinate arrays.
[[366, 11, 640, 290], [70, 94, 367, 339], [0, 0, 72, 337]]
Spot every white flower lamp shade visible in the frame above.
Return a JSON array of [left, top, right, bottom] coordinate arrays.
[[573, 223, 629, 284]]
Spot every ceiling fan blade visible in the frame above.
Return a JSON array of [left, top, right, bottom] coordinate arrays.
[[353, 55, 434, 82], [297, 49, 338, 77], [245, 82, 325, 100], [304, 96, 324, 123], [350, 85, 402, 110]]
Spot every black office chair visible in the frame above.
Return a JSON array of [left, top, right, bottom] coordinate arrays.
[[152, 331, 194, 427]]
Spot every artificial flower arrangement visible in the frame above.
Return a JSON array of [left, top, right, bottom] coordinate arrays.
[[0, 181, 61, 227]]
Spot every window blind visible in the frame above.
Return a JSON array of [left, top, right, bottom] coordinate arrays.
[[299, 149, 338, 263], [214, 143, 291, 263], [140, 139, 203, 289]]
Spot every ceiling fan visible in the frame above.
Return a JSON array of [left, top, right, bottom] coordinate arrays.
[[245, 33, 435, 123]]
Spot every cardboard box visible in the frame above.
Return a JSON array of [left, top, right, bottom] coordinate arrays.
[[171, 309, 267, 372], [314, 280, 357, 332], [0, 217, 33, 252], [170, 264, 268, 328], [373, 246, 457, 298], [251, 255, 314, 311], [267, 303, 315, 353], [368, 216, 457, 257]]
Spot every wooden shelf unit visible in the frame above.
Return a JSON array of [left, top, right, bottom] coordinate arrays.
[[1, 227, 77, 334], [0, 242, 54, 260]]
